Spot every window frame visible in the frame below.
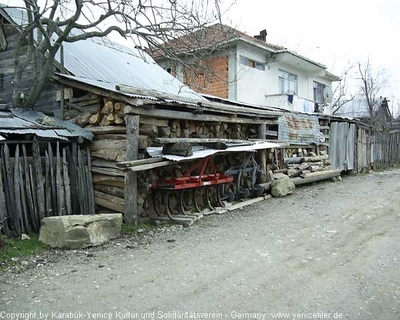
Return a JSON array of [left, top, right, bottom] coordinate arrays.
[[313, 81, 325, 103], [278, 69, 298, 95], [239, 55, 265, 71]]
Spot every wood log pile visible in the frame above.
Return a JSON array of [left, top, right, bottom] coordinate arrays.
[[282, 147, 331, 178]]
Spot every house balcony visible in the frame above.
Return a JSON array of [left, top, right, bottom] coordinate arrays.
[[264, 94, 330, 114]]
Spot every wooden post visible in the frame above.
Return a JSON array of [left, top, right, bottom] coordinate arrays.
[[257, 123, 267, 183], [124, 115, 139, 225]]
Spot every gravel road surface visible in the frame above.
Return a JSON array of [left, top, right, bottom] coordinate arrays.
[[1, 169, 400, 320]]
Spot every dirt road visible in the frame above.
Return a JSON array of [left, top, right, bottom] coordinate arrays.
[[1, 170, 400, 320]]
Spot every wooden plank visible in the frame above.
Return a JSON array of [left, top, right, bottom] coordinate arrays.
[[47, 142, 57, 216], [22, 145, 38, 230], [63, 149, 72, 215], [66, 145, 79, 214], [227, 195, 270, 211], [90, 140, 126, 151], [92, 174, 125, 188], [117, 157, 165, 168], [124, 115, 139, 225], [91, 167, 124, 177], [0, 158, 9, 236], [18, 160, 30, 233], [94, 190, 124, 210], [86, 149, 95, 214], [13, 145, 23, 235], [94, 134, 127, 141], [94, 185, 125, 198], [123, 105, 268, 124], [77, 148, 85, 214], [91, 149, 126, 162], [2, 144, 17, 234], [92, 159, 120, 169], [139, 117, 169, 126], [56, 142, 64, 215], [44, 151, 52, 217], [125, 160, 176, 172], [87, 126, 126, 134], [258, 124, 267, 183], [94, 197, 125, 213]]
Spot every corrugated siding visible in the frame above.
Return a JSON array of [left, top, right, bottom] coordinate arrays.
[[357, 128, 369, 169], [0, 109, 93, 141], [278, 114, 321, 145], [330, 122, 356, 171]]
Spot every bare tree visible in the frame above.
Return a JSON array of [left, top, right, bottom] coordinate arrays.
[[331, 64, 356, 115], [355, 58, 391, 130], [6, 0, 230, 108], [356, 58, 388, 116]]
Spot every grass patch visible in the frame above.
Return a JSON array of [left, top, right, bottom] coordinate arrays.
[[0, 235, 46, 265]]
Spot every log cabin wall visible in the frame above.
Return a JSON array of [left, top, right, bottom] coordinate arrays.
[[0, 18, 62, 115]]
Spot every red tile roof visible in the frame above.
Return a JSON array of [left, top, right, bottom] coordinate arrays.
[[150, 23, 287, 59]]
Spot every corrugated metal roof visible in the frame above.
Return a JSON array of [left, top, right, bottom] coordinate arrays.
[[0, 4, 29, 26], [0, 4, 206, 103], [0, 109, 93, 141], [147, 141, 280, 162], [55, 38, 206, 102], [278, 114, 321, 145]]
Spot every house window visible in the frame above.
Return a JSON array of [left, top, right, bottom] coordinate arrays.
[[239, 55, 265, 71], [279, 70, 297, 94], [313, 81, 325, 103]]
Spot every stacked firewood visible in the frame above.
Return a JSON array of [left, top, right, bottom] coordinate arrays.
[[68, 98, 127, 127], [283, 148, 331, 178]]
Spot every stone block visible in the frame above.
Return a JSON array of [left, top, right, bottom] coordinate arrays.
[[39, 214, 122, 249], [271, 176, 295, 198]]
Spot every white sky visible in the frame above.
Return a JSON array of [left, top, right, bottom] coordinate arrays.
[[220, 0, 400, 114]]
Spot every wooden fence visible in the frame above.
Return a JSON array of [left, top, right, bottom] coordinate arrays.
[[372, 132, 400, 170], [0, 140, 95, 237]]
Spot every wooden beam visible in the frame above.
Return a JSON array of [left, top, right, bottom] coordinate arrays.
[[124, 105, 267, 124], [87, 126, 127, 134], [125, 160, 176, 172], [257, 124, 267, 183], [117, 157, 165, 168], [124, 115, 139, 225]]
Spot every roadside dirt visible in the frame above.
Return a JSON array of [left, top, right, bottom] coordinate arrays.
[[1, 169, 400, 320]]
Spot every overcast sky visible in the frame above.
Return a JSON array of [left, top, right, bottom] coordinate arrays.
[[220, 0, 400, 113]]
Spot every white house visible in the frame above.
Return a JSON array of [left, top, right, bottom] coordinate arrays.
[[153, 24, 340, 114]]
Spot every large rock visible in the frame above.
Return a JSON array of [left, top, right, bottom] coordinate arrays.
[[39, 214, 122, 249], [271, 176, 295, 197]]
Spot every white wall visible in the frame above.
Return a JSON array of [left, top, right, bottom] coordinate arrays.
[[231, 43, 334, 107]]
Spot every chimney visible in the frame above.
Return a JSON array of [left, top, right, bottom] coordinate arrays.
[[254, 29, 267, 42]]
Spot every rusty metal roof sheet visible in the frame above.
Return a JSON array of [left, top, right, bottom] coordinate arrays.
[[0, 109, 93, 141], [278, 114, 321, 145]]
